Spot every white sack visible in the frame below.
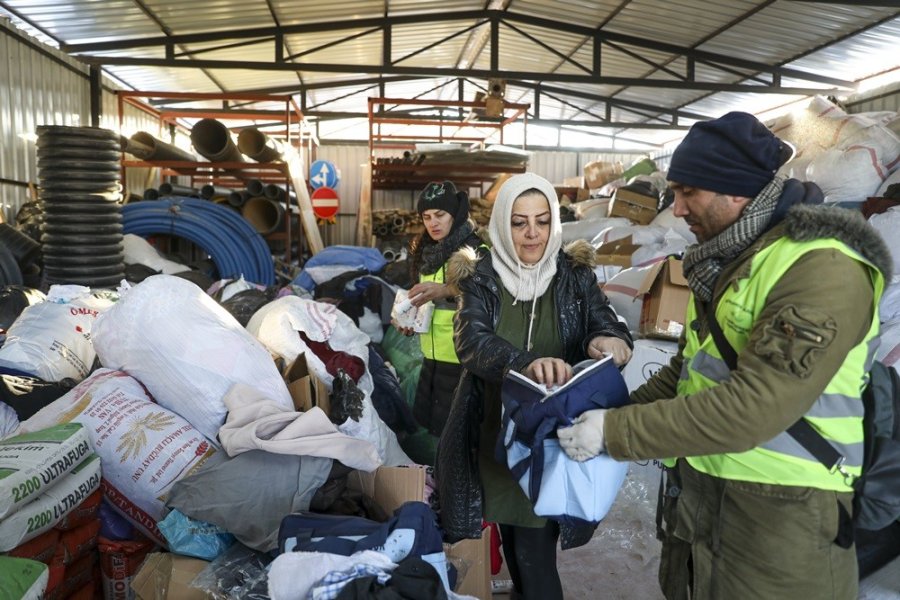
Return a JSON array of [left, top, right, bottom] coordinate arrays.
[[880, 275, 900, 322], [868, 208, 900, 275], [0, 286, 114, 382], [122, 234, 189, 275], [92, 275, 292, 443], [876, 169, 900, 197], [247, 296, 411, 466], [805, 147, 886, 204], [649, 205, 696, 245], [21, 369, 217, 545], [876, 319, 900, 370], [561, 217, 631, 245]]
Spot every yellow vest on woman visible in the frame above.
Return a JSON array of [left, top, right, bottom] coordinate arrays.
[[678, 237, 884, 491]]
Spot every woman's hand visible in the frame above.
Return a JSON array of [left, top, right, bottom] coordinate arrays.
[[524, 358, 573, 389], [408, 282, 450, 307], [587, 336, 632, 366], [390, 319, 416, 337]]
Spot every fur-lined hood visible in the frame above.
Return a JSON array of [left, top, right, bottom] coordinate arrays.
[[783, 204, 892, 279], [445, 238, 596, 295]]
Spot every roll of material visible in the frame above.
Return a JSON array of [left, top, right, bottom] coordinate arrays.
[[200, 184, 235, 200], [241, 197, 284, 236], [128, 132, 197, 162], [190, 119, 244, 163], [159, 182, 199, 197], [237, 128, 283, 163], [122, 197, 275, 285]]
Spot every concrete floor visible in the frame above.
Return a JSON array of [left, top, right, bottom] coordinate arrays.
[[492, 460, 900, 600]]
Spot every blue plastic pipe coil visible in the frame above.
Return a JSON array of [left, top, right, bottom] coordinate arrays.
[[122, 196, 275, 285]]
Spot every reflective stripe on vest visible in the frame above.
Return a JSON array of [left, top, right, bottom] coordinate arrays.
[[677, 236, 884, 491], [419, 265, 460, 363]]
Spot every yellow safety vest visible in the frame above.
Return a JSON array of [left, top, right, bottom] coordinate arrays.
[[419, 264, 460, 363], [678, 237, 883, 491]]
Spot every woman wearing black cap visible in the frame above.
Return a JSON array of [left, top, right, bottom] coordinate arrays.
[[394, 181, 485, 452]]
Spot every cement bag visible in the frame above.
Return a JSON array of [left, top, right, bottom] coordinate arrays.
[[0, 454, 100, 551], [122, 234, 189, 275], [21, 369, 217, 546], [602, 264, 656, 334], [247, 296, 411, 466], [0, 423, 91, 520], [806, 147, 885, 203], [868, 208, 900, 274], [91, 274, 292, 443], [0, 286, 115, 382], [0, 556, 48, 600]]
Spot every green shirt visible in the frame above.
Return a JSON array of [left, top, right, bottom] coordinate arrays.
[[479, 285, 564, 527]]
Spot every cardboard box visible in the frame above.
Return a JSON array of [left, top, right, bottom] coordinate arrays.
[[638, 257, 690, 339], [554, 186, 589, 204], [609, 187, 658, 225], [484, 96, 504, 118], [583, 160, 623, 189], [595, 235, 641, 268], [563, 176, 585, 188], [444, 527, 491, 600], [131, 553, 210, 600], [621, 338, 679, 392], [347, 465, 427, 513], [348, 465, 491, 598], [282, 352, 330, 414]]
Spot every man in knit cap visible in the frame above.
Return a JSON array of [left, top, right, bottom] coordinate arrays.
[[558, 112, 892, 599]]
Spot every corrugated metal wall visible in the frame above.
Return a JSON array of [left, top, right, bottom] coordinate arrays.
[[846, 87, 900, 113], [0, 20, 165, 222], [313, 144, 649, 246], [0, 19, 90, 223]]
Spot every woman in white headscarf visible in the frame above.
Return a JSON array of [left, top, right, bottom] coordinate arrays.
[[436, 173, 632, 600]]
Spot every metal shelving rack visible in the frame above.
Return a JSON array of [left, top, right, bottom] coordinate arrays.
[[117, 90, 318, 264]]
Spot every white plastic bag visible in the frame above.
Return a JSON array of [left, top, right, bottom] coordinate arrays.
[[92, 274, 292, 443], [247, 296, 412, 466], [0, 286, 114, 382], [390, 289, 433, 333]]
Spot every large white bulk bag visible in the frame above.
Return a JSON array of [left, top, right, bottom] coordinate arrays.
[[91, 275, 292, 443]]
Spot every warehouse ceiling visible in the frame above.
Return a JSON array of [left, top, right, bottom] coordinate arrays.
[[1, 0, 899, 150]]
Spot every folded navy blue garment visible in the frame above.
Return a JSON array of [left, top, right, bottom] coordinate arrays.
[[278, 501, 442, 560]]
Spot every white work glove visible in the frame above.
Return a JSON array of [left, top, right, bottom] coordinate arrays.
[[557, 409, 607, 462]]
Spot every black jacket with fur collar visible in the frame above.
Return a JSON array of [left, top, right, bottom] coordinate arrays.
[[436, 239, 632, 546]]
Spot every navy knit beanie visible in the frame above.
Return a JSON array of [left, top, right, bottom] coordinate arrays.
[[667, 112, 784, 198], [416, 180, 470, 225]]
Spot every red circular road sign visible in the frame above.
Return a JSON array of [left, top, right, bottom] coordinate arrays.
[[310, 186, 340, 219]]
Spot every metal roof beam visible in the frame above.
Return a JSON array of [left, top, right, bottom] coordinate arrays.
[[59, 9, 855, 89], [76, 55, 847, 95]]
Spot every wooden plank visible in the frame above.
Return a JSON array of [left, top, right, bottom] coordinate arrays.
[[285, 152, 324, 255], [356, 162, 373, 246]]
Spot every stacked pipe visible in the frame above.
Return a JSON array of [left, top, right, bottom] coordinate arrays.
[[372, 209, 421, 238], [36, 125, 125, 288]]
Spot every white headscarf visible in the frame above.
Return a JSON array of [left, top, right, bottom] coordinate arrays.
[[488, 172, 563, 303]]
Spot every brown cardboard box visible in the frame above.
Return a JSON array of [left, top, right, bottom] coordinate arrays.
[[638, 257, 690, 339], [347, 465, 427, 512], [554, 186, 589, 204], [595, 235, 641, 268], [583, 160, 623, 189], [484, 96, 505, 117], [444, 527, 491, 600], [609, 187, 658, 225], [131, 553, 210, 600], [348, 466, 491, 598], [282, 352, 330, 414]]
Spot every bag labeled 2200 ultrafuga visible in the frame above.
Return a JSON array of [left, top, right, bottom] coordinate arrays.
[[0, 423, 91, 520]]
